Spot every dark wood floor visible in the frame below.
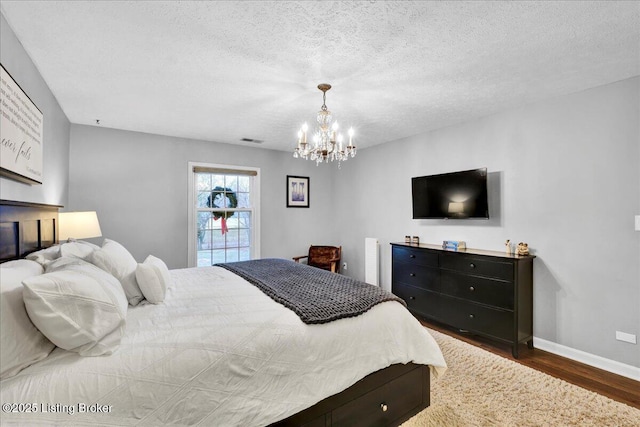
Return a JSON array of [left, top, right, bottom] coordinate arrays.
[[420, 319, 640, 410]]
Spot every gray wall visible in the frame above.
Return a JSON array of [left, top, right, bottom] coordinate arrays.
[[68, 78, 638, 368], [333, 77, 640, 367], [68, 125, 339, 269], [0, 14, 70, 206]]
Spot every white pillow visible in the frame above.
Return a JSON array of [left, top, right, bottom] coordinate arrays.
[[59, 240, 100, 260], [45, 256, 94, 273], [90, 239, 143, 306], [135, 255, 170, 304], [22, 260, 127, 356], [25, 245, 61, 265], [0, 260, 55, 379]]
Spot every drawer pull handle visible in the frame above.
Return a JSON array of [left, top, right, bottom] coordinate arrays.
[[409, 296, 416, 300], [469, 314, 475, 319], [409, 273, 416, 277], [380, 403, 388, 412], [409, 255, 416, 258], [469, 263, 476, 268], [469, 286, 475, 291]]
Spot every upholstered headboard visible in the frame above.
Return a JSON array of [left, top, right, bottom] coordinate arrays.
[[0, 200, 62, 263]]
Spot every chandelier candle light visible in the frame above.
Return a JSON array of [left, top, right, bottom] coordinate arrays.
[[293, 84, 356, 165]]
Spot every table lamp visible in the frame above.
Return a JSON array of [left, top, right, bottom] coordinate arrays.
[[59, 211, 102, 242]]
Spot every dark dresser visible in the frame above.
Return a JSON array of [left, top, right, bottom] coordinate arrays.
[[391, 243, 535, 357]]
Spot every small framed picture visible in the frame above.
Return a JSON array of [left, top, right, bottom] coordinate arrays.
[[286, 175, 310, 208]]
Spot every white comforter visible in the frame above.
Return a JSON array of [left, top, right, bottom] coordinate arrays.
[[0, 266, 446, 426]]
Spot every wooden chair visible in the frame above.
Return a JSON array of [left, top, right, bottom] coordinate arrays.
[[293, 245, 342, 273]]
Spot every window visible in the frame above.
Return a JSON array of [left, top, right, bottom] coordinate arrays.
[[188, 163, 260, 267]]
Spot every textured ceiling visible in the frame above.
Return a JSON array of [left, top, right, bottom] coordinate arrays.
[[1, 1, 638, 152]]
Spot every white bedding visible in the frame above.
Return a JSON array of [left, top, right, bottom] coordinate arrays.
[[0, 266, 446, 426]]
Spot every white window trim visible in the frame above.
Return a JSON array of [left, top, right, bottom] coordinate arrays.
[[187, 161, 261, 267]]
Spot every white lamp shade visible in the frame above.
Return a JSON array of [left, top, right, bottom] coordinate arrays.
[[59, 211, 102, 241]]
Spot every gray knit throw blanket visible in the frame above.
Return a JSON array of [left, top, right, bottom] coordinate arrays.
[[215, 258, 405, 324]]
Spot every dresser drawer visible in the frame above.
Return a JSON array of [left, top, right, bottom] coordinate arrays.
[[441, 253, 513, 281], [440, 271, 514, 310], [332, 365, 424, 427], [392, 283, 441, 319], [392, 261, 439, 291], [392, 246, 439, 267], [439, 296, 514, 341]]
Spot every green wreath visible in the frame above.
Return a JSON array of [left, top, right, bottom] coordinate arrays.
[[207, 186, 237, 219]]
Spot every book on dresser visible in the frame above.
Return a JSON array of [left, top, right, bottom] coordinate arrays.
[[391, 242, 535, 358]]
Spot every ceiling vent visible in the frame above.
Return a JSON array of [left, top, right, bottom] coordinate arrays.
[[241, 138, 263, 144]]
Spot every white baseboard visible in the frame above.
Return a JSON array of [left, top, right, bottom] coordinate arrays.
[[533, 336, 640, 381]]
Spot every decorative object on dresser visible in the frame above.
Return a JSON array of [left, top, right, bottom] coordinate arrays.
[[391, 242, 535, 358], [442, 240, 466, 251], [516, 242, 530, 256]]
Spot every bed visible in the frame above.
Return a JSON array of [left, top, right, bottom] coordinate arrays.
[[0, 200, 446, 426]]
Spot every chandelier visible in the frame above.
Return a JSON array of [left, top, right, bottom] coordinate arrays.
[[293, 83, 356, 165]]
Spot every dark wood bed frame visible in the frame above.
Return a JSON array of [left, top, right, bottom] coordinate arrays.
[[0, 199, 61, 262], [0, 199, 431, 426]]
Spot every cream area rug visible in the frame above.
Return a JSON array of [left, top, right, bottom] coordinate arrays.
[[402, 329, 640, 427]]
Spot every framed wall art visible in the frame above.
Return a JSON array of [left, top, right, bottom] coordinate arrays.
[[0, 63, 44, 185], [286, 175, 309, 208]]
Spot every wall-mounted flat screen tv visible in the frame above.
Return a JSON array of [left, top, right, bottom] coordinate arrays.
[[412, 168, 489, 219]]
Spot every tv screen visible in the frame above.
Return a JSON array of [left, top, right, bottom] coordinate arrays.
[[412, 168, 489, 219]]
